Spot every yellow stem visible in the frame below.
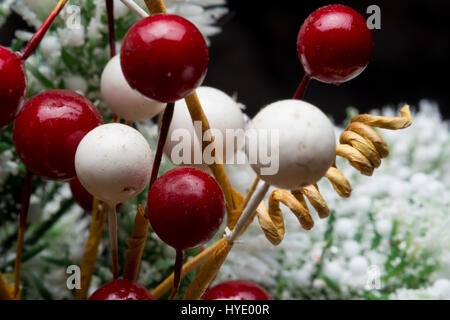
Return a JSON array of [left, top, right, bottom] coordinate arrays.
[[144, 0, 166, 13], [123, 205, 149, 281], [74, 199, 107, 300], [150, 239, 222, 299], [0, 274, 14, 300]]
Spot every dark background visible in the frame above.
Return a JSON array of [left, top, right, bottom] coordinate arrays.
[[206, 0, 449, 122], [1, 0, 448, 123]]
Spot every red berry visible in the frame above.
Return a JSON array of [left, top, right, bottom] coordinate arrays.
[[121, 14, 209, 103], [13, 90, 103, 181], [0, 46, 27, 128], [147, 167, 225, 250], [89, 279, 153, 300], [203, 280, 272, 300], [70, 177, 93, 212], [297, 4, 373, 84]]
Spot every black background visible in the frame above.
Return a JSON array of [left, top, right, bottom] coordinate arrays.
[[1, 0, 449, 123], [206, 0, 449, 122]]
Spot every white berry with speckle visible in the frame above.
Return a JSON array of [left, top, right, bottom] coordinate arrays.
[[75, 123, 153, 205], [245, 99, 336, 189]]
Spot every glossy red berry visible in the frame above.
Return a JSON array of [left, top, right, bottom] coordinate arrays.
[[13, 90, 103, 181], [297, 4, 373, 84], [70, 177, 93, 212], [89, 279, 153, 300], [203, 280, 272, 300], [0, 46, 27, 128], [121, 14, 209, 103], [147, 167, 225, 250]]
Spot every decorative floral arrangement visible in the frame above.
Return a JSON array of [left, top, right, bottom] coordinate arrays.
[[0, 0, 447, 301]]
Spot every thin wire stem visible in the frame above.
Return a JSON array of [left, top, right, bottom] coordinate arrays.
[[120, 0, 149, 18], [13, 170, 33, 297], [292, 74, 311, 100], [21, 0, 69, 60], [226, 180, 270, 243], [105, 0, 116, 57], [168, 249, 184, 300], [108, 204, 119, 279], [149, 102, 174, 188]]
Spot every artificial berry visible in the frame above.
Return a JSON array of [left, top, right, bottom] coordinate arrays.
[[297, 4, 373, 84], [0, 46, 27, 129], [101, 55, 166, 121], [13, 90, 103, 181], [203, 280, 272, 300], [69, 177, 93, 212], [147, 167, 226, 250], [163, 86, 246, 169], [88, 279, 153, 300], [121, 14, 209, 103], [75, 123, 153, 206], [246, 99, 335, 190]]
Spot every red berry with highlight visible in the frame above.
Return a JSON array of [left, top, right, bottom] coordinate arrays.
[[147, 167, 225, 250], [121, 14, 209, 103], [13, 90, 103, 181], [0, 46, 27, 128], [203, 280, 272, 300], [89, 279, 153, 300], [297, 4, 373, 84]]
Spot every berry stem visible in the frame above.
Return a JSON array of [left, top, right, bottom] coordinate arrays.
[[108, 204, 119, 280], [226, 180, 270, 244], [144, 0, 166, 14], [169, 249, 184, 300], [292, 74, 311, 100], [21, 0, 69, 61], [149, 102, 175, 188], [13, 169, 33, 297], [106, 0, 116, 57], [120, 0, 148, 18]]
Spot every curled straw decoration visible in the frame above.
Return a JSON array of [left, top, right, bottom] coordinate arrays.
[[74, 199, 108, 300], [337, 105, 412, 176], [181, 105, 412, 299], [256, 105, 412, 246], [325, 166, 352, 198]]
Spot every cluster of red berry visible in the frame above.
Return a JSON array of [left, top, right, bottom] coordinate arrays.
[[0, 1, 373, 300]]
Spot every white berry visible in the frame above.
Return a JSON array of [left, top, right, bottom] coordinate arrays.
[[245, 99, 336, 190], [101, 55, 166, 121], [163, 86, 245, 167], [75, 123, 153, 205]]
